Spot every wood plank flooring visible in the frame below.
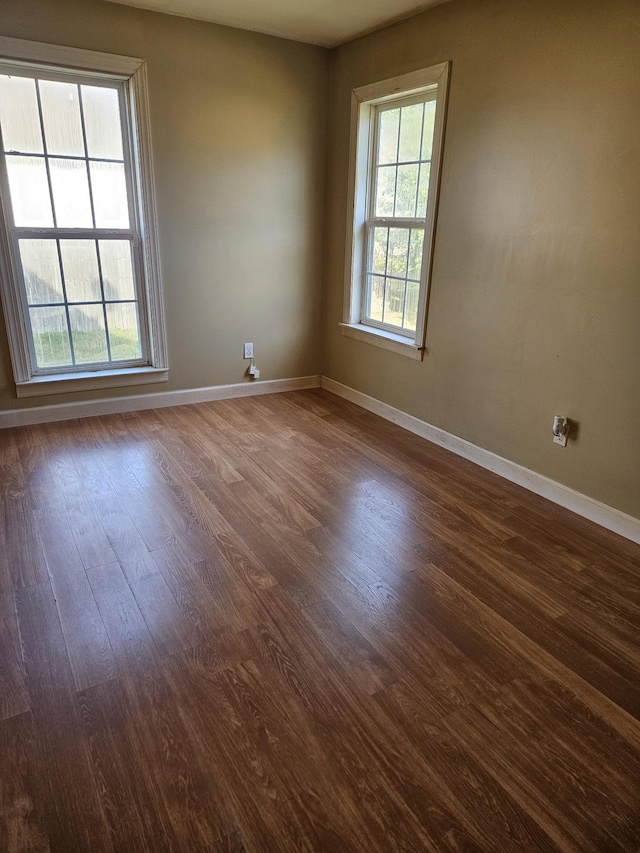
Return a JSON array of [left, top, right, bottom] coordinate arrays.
[[1, 388, 639, 852]]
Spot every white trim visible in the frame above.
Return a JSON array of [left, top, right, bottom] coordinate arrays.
[[339, 323, 423, 360], [15, 366, 169, 398], [321, 376, 640, 547], [128, 60, 168, 370], [352, 65, 450, 105], [0, 376, 321, 428], [0, 36, 143, 77], [0, 175, 29, 383]]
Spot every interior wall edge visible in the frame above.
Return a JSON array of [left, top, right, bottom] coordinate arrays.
[[321, 374, 640, 547], [0, 374, 321, 428]]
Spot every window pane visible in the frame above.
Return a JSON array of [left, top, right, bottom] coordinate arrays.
[[99, 240, 135, 300], [81, 85, 124, 160], [365, 275, 384, 322], [0, 75, 44, 154], [416, 163, 431, 217], [395, 164, 419, 217], [49, 158, 93, 227], [370, 227, 388, 275], [19, 239, 64, 305], [404, 280, 420, 332], [60, 240, 101, 303], [387, 228, 409, 278], [69, 304, 108, 364], [30, 305, 72, 367], [90, 161, 129, 228], [106, 302, 141, 361], [383, 278, 405, 327], [398, 103, 423, 163], [408, 229, 424, 281], [5, 155, 53, 227], [39, 80, 84, 157], [375, 165, 395, 217], [421, 100, 436, 161], [377, 108, 399, 165]]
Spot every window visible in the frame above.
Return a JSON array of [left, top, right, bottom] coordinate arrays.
[[0, 37, 167, 397], [342, 63, 449, 360]]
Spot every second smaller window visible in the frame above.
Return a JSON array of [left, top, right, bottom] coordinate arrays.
[[343, 63, 449, 358], [364, 94, 436, 334]]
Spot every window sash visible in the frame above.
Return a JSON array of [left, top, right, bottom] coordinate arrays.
[[368, 95, 435, 220], [361, 220, 426, 336], [0, 63, 151, 375], [360, 93, 436, 337], [9, 232, 149, 374]]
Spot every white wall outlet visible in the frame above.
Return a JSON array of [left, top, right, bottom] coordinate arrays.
[[552, 415, 569, 446], [243, 342, 253, 359]]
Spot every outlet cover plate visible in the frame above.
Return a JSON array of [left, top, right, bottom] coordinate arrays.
[[243, 343, 253, 359]]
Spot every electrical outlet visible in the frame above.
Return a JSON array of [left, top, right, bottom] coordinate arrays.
[[243, 342, 253, 359], [552, 415, 569, 446]]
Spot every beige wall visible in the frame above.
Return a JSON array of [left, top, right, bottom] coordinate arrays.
[[324, 0, 640, 518], [0, 0, 328, 409]]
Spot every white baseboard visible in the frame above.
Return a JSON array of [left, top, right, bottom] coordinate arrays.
[[321, 375, 640, 547], [0, 375, 321, 429]]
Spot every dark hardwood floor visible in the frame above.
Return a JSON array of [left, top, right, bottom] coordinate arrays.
[[1, 388, 639, 852]]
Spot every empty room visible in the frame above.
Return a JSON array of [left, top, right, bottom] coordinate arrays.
[[0, 0, 639, 849]]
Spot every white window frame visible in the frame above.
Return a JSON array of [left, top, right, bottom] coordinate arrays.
[[0, 36, 168, 397], [341, 62, 450, 361]]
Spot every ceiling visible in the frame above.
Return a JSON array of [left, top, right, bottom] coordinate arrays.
[[105, 0, 450, 47]]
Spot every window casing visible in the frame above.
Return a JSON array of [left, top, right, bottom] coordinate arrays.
[[0, 37, 168, 397], [342, 63, 450, 360]]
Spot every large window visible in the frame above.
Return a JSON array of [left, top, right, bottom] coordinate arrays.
[[342, 63, 449, 360], [0, 37, 167, 397]]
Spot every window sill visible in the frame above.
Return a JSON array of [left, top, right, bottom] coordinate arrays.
[[15, 366, 169, 398], [339, 323, 424, 361]]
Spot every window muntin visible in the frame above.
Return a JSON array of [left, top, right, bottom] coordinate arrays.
[[0, 68, 148, 374], [362, 93, 437, 336]]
